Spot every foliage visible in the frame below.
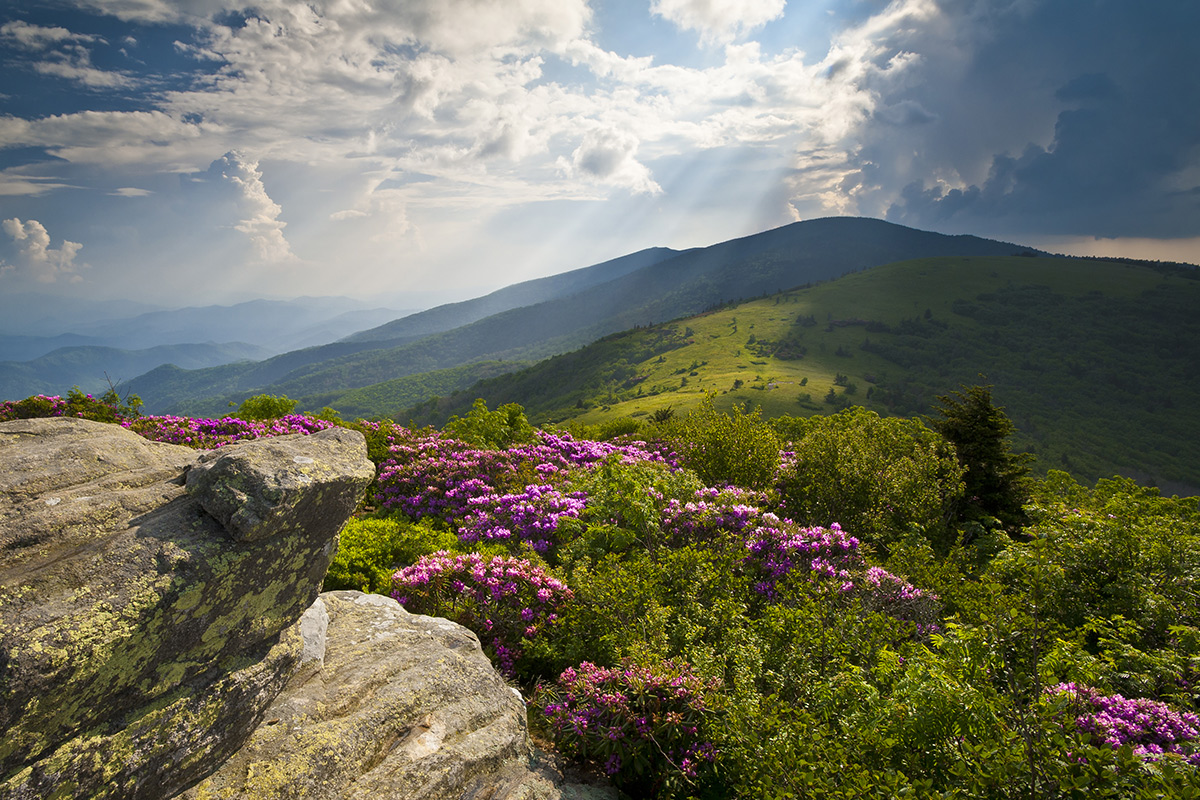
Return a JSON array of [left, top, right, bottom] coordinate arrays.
[[661, 395, 780, 490], [443, 398, 536, 448], [542, 660, 721, 795], [0, 386, 142, 424], [929, 384, 1033, 533], [391, 551, 573, 676], [776, 406, 965, 552], [123, 413, 336, 448], [233, 393, 298, 420], [323, 517, 457, 595]]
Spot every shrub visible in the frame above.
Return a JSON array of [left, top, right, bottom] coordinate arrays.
[[458, 484, 588, 554], [543, 659, 721, 796], [392, 551, 573, 676], [125, 414, 335, 448], [663, 395, 780, 490], [234, 393, 298, 420], [444, 398, 535, 448], [323, 517, 457, 594], [776, 406, 964, 552], [1046, 683, 1200, 764]]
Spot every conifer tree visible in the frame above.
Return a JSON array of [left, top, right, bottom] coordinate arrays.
[[929, 384, 1033, 533]]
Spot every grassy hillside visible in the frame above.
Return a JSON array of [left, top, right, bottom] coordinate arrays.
[[402, 255, 1200, 492], [128, 218, 1030, 413]]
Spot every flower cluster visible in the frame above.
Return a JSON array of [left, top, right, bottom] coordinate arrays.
[[511, 430, 677, 471], [659, 485, 771, 546], [124, 414, 336, 448], [391, 551, 573, 676], [458, 484, 588, 554], [853, 566, 941, 634], [543, 660, 719, 785], [743, 520, 863, 597], [375, 434, 521, 521], [1047, 683, 1200, 764]]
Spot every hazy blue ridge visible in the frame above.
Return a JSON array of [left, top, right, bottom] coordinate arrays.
[[0, 342, 273, 400]]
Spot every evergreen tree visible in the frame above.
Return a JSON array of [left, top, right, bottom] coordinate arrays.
[[929, 384, 1033, 534]]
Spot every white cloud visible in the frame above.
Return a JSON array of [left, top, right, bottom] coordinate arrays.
[[650, 0, 786, 44], [1, 20, 133, 89], [110, 186, 154, 197], [0, 20, 101, 49], [561, 127, 662, 195], [0, 218, 85, 283], [206, 151, 295, 263]]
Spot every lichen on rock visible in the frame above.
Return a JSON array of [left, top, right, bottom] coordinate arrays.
[[0, 419, 373, 799]]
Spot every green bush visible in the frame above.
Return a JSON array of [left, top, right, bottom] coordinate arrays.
[[777, 406, 965, 552], [234, 393, 298, 420], [443, 398, 535, 448], [323, 517, 457, 594], [662, 395, 780, 490]]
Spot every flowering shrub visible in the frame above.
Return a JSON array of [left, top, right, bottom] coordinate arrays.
[[512, 430, 677, 471], [543, 659, 720, 791], [1, 387, 141, 424], [375, 433, 521, 522], [853, 566, 941, 634], [659, 485, 772, 547], [124, 414, 335, 448], [743, 520, 939, 632], [743, 520, 863, 598], [391, 551, 573, 676], [1047, 683, 1200, 764], [375, 429, 673, 529], [458, 484, 588, 554]]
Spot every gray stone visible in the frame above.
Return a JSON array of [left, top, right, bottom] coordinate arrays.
[[185, 427, 376, 543], [0, 419, 373, 800], [177, 591, 618, 800]]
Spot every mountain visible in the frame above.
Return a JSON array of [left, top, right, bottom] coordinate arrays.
[[125, 218, 1034, 414], [345, 247, 682, 343], [0, 296, 417, 401], [0, 342, 274, 400], [68, 297, 411, 353], [397, 254, 1200, 493]]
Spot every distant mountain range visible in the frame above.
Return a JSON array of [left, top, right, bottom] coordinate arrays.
[[123, 217, 1036, 415], [0, 296, 412, 399]]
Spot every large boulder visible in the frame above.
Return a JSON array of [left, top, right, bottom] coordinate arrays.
[[0, 418, 374, 799], [178, 591, 615, 800]]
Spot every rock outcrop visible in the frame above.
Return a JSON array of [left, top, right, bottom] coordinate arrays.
[[179, 591, 613, 800], [0, 418, 374, 799]]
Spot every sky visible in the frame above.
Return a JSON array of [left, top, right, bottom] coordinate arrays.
[[0, 0, 1197, 308]]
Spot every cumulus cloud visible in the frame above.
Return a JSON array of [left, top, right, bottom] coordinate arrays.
[[814, 0, 1200, 240], [204, 151, 295, 263], [650, 0, 786, 44], [0, 218, 85, 283], [561, 128, 662, 195]]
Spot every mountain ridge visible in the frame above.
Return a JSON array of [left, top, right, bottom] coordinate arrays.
[[125, 217, 1036, 414]]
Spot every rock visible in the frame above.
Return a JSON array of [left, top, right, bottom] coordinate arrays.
[[177, 591, 618, 800], [0, 418, 374, 800], [185, 427, 373, 543]]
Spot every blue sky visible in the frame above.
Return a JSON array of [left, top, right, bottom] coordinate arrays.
[[0, 0, 1196, 307]]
